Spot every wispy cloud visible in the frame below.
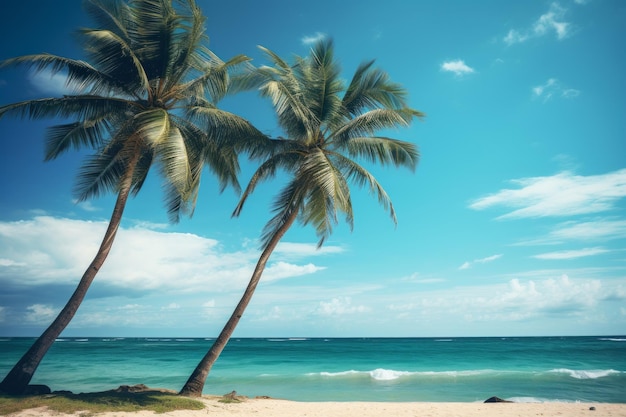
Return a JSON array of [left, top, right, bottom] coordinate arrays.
[[517, 219, 626, 246], [504, 2, 572, 45], [549, 219, 626, 241], [470, 169, 626, 220], [532, 78, 580, 102], [533, 247, 611, 260], [441, 60, 475, 76], [72, 199, 100, 212], [301, 32, 327, 45], [275, 242, 344, 259], [459, 254, 502, 270]]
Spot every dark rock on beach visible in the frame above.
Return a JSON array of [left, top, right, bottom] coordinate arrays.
[[484, 396, 513, 403]]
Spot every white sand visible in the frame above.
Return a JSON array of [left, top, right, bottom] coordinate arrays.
[[6, 397, 626, 417]]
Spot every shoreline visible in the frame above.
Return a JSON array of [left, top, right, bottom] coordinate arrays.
[[6, 398, 626, 417]]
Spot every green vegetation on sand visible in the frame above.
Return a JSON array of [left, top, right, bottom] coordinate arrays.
[[0, 386, 205, 415]]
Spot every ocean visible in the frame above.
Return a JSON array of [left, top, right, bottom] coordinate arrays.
[[1, 336, 624, 403]]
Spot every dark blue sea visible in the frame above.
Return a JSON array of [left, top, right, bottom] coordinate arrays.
[[1, 337, 624, 403]]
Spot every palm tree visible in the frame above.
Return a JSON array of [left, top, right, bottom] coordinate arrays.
[[0, 0, 263, 395], [179, 38, 423, 397]]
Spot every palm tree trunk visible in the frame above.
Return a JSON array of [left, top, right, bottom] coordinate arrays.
[[179, 209, 299, 397], [0, 156, 139, 395]]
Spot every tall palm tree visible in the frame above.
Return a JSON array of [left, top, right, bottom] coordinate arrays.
[[179, 38, 423, 397], [0, 0, 263, 395]]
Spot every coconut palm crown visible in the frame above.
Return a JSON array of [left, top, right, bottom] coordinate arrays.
[[237, 38, 423, 248], [0, 0, 264, 394], [179, 37, 423, 397]]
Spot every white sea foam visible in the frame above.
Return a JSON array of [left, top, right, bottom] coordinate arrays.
[[369, 368, 412, 380], [548, 368, 621, 379], [313, 369, 499, 381], [508, 397, 577, 403], [599, 338, 626, 342], [435, 339, 454, 342], [317, 370, 361, 378]]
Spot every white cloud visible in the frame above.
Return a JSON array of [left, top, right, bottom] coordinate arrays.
[[25, 304, 57, 324], [504, 29, 529, 45], [274, 242, 344, 259], [72, 199, 100, 212], [315, 297, 369, 316], [0, 216, 336, 294], [441, 60, 475, 76], [532, 78, 557, 98], [532, 78, 580, 102], [470, 169, 626, 219], [533, 247, 611, 260], [459, 254, 502, 270], [384, 274, 621, 329], [27, 69, 75, 96], [459, 262, 471, 270], [263, 261, 326, 283], [504, 2, 572, 45], [301, 32, 327, 45], [0, 258, 25, 267]]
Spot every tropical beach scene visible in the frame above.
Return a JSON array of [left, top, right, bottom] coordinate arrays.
[[0, 0, 625, 416]]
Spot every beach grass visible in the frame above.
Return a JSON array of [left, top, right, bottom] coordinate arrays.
[[0, 389, 205, 415]]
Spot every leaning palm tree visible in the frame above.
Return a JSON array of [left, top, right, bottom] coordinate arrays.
[[0, 0, 263, 395], [179, 38, 423, 397]]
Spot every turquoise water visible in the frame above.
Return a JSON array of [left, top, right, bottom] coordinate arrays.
[[1, 337, 624, 402]]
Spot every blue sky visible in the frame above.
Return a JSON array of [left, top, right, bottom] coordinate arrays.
[[0, 0, 624, 338]]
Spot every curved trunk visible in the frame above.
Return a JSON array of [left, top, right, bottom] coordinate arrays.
[[0, 156, 139, 395], [179, 209, 299, 397]]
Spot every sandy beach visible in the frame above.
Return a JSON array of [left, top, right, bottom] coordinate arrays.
[[6, 398, 626, 417]]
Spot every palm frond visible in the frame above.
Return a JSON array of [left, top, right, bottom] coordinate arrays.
[[332, 152, 397, 224], [304, 38, 344, 125], [80, 28, 149, 93], [332, 108, 421, 142], [258, 46, 317, 139], [73, 141, 126, 201], [259, 176, 306, 249], [232, 149, 302, 217], [185, 105, 269, 156], [134, 108, 171, 145], [155, 124, 192, 197], [298, 149, 353, 246], [0, 96, 132, 121], [83, 0, 131, 41], [340, 136, 419, 170], [44, 118, 110, 160]]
